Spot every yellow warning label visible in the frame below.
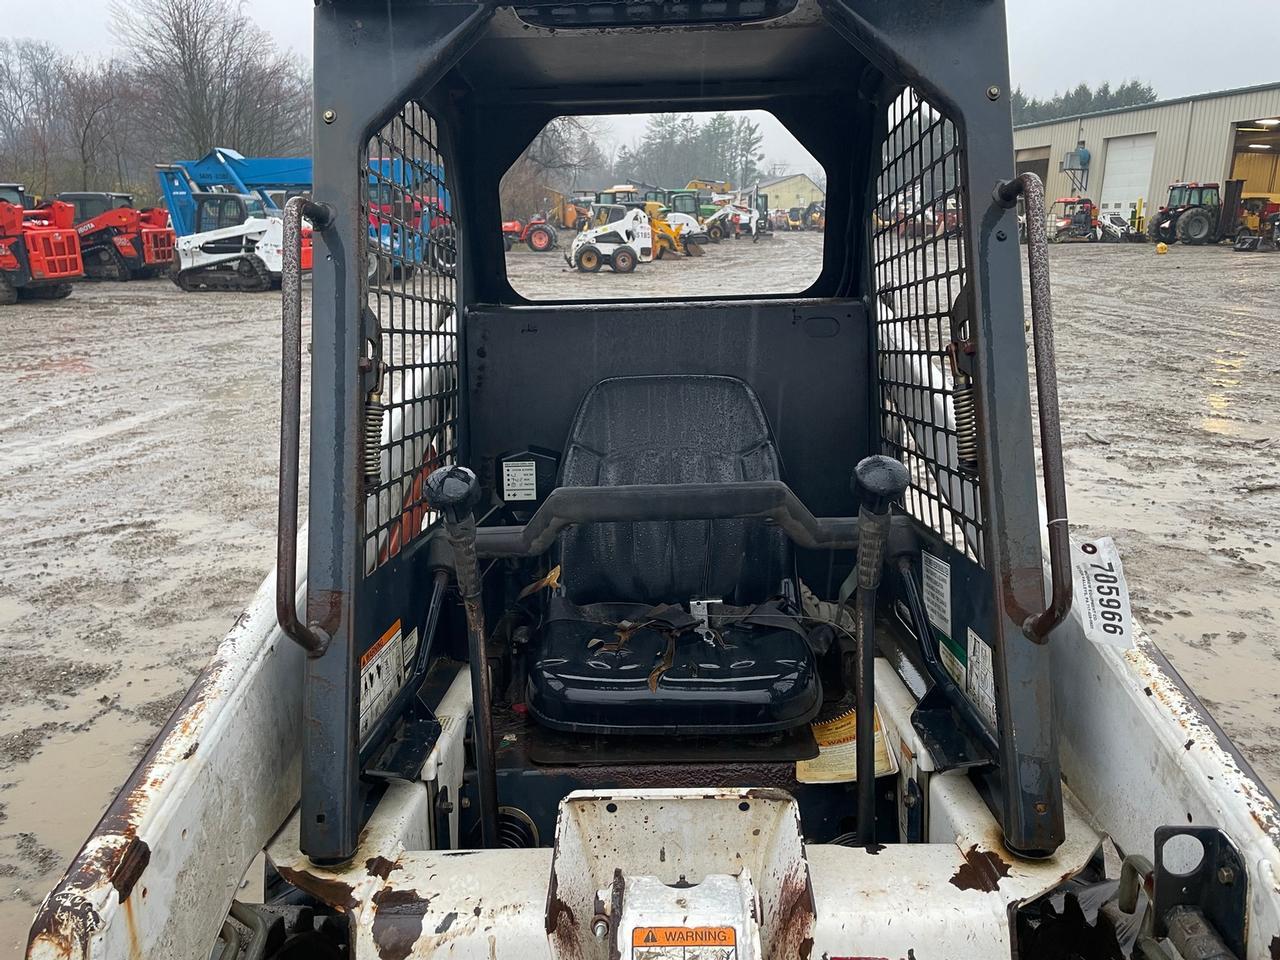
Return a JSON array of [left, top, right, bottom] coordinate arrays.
[[632, 926, 736, 947]]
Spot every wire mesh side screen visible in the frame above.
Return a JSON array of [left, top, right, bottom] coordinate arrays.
[[362, 102, 460, 575], [872, 89, 984, 564]]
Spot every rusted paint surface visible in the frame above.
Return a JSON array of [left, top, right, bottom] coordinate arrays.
[[367, 856, 401, 881], [370, 887, 432, 960], [273, 863, 358, 914], [27, 633, 237, 956], [948, 846, 1011, 893], [25, 891, 103, 960], [769, 863, 816, 960], [109, 838, 150, 903], [1125, 637, 1280, 844], [546, 892, 580, 959]]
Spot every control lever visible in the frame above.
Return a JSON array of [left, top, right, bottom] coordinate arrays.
[[853, 455, 910, 843], [425, 465, 499, 848]]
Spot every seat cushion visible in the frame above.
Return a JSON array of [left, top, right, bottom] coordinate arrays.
[[559, 375, 788, 606], [526, 600, 822, 735]]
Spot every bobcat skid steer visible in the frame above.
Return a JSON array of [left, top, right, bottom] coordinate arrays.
[[29, 1, 1280, 958], [567, 204, 654, 272]]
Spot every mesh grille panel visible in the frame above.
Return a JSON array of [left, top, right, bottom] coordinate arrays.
[[361, 102, 459, 575], [872, 89, 984, 563]]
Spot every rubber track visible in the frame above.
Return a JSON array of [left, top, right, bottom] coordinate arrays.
[[173, 254, 272, 293]]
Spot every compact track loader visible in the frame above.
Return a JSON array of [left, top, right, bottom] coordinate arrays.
[[29, 1, 1280, 958], [56, 193, 176, 280]]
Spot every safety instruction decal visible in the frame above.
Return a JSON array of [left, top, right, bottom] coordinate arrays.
[[795, 707, 898, 784], [1069, 537, 1134, 648], [966, 627, 998, 730], [920, 552, 952, 640], [359, 619, 405, 742], [633, 926, 737, 959], [502, 460, 538, 501]]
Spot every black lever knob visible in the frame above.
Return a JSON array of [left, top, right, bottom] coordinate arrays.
[[853, 455, 910, 515], [425, 465, 481, 526]]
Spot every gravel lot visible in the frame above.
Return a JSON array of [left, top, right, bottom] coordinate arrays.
[[0, 231, 1276, 952]]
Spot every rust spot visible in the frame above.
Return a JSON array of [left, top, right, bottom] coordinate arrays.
[[367, 856, 401, 880], [768, 863, 815, 960], [26, 892, 103, 958], [546, 893, 581, 960], [1144, 686, 1153, 696], [1184, 739, 1194, 751], [309, 588, 347, 634], [110, 837, 150, 902], [798, 937, 814, 959], [181, 741, 199, 760], [949, 846, 1011, 893], [435, 911, 458, 934], [371, 887, 433, 960], [274, 864, 358, 913]]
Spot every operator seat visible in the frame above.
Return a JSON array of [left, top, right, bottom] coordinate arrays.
[[525, 375, 822, 735]]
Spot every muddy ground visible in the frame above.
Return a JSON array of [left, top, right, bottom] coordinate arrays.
[[0, 231, 1276, 950]]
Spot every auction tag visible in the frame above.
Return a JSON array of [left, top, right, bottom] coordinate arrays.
[[1069, 537, 1133, 648]]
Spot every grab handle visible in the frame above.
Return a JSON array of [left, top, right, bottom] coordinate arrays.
[[278, 196, 332, 657], [994, 173, 1072, 643]]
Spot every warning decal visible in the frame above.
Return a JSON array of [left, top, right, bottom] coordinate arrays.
[[359, 619, 405, 742], [632, 927, 736, 959]]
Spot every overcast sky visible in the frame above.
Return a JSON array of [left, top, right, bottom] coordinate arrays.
[[9, 0, 1280, 171]]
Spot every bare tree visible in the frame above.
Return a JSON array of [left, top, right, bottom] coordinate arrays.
[[60, 60, 119, 190], [0, 39, 67, 197], [109, 0, 310, 160]]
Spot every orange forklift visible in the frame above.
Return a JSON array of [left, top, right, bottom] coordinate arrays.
[[0, 185, 84, 304]]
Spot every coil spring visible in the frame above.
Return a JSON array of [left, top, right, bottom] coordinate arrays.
[[363, 396, 385, 485], [953, 379, 980, 477], [497, 807, 538, 849]]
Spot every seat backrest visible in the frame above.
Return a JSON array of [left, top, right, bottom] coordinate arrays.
[[558, 375, 788, 605]]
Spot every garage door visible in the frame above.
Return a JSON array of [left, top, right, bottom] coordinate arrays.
[[1099, 133, 1156, 213], [1015, 146, 1051, 186]]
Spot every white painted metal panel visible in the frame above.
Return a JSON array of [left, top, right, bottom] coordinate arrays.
[[1099, 133, 1157, 212]]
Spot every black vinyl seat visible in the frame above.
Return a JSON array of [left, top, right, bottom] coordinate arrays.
[[525, 375, 821, 735]]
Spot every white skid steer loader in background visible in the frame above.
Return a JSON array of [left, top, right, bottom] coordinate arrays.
[[172, 214, 289, 293], [567, 204, 653, 273]]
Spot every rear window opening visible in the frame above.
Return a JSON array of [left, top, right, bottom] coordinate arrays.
[[501, 110, 826, 301]]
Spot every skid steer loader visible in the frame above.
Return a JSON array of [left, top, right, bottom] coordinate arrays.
[[56, 192, 176, 280], [29, 1, 1280, 958]]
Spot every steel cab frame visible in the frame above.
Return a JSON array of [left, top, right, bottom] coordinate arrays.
[[293, 0, 1063, 865]]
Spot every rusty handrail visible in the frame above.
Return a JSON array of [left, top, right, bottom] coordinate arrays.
[[278, 196, 332, 657], [995, 173, 1072, 643]]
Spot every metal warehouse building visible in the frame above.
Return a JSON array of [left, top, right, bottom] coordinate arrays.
[[1012, 82, 1280, 218]]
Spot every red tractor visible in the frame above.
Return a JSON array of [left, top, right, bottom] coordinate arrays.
[[0, 196, 84, 304], [502, 212, 557, 252], [56, 192, 176, 281]]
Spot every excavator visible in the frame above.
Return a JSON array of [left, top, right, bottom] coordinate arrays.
[[29, 1, 1280, 958]]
